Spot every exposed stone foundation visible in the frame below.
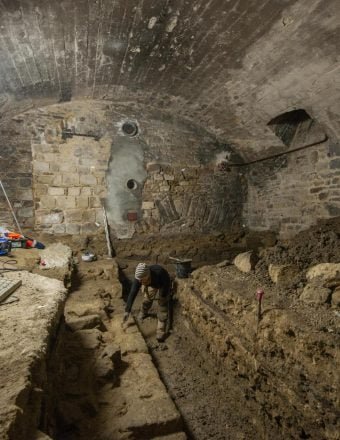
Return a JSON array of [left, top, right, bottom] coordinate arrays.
[[176, 265, 339, 439]]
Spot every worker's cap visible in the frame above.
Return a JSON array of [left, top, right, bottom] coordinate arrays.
[[135, 263, 150, 281]]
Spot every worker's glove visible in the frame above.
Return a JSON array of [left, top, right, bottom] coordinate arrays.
[[123, 312, 130, 323]]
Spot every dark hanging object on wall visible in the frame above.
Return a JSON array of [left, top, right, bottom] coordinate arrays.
[[61, 128, 101, 141], [122, 121, 138, 137]]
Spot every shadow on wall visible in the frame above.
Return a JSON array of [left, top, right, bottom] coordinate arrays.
[[105, 135, 147, 239]]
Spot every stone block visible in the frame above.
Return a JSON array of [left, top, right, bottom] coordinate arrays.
[[80, 174, 97, 185], [83, 209, 97, 222], [78, 166, 90, 174], [268, 264, 300, 285], [154, 174, 164, 181], [42, 211, 64, 224], [62, 174, 80, 185], [52, 224, 66, 234], [59, 162, 78, 172], [300, 283, 331, 304], [65, 209, 83, 222], [331, 287, 340, 306], [77, 197, 89, 209], [95, 159, 109, 171], [37, 152, 57, 162], [89, 197, 101, 208], [94, 357, 114, 382], [19, 177, 32, 188], [330, 158, 340, 169], [34, 174, 54, 185], [56, 196, 76, 209], [102, 343, 121, 367], [50, 163, 60, 172], [233, 251, 258, 273], [18, 207, 34, 218], [68, 187, 81, 196], [116, 352, 183, 435], [35, 208, 49, 217], [95, 172, 107, 186], [329, 142, 340, 156], [81, 187, 93, 196], [306, 263, 340, 282], [39, 195, 56, 209], [34, 161, 50, 173], [164, 174, 175, 180], [326, 204, 340, 216], [53, 175, 63, 185], [93, 185, 107, 197], [34, 184, 48, 195], [81, 222, 99, 234], [17, 189, 33, 200], [66, 223, 81, 234], [66, 314, 103, 331], [146, 162, 161, 172], [48, 187, 65, 196], [142, 201, 155, 210], [95, 208, 105, 223]]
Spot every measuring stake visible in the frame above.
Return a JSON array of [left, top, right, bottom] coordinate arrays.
[[256, 289, 265, 324]]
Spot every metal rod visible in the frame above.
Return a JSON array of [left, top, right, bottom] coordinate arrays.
[[0, 180, 23, 235], [102, 206, 113, 258], [227, 135, 328, 167]]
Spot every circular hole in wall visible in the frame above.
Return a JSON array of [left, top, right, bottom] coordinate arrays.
[[127, 179, 138, 190], [122, 121, 138, 136]]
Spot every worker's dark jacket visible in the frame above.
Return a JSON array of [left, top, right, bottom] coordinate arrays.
[[125, 265, 171, 313]]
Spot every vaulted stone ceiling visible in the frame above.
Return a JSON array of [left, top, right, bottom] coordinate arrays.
[[0, 0, 339, 159]]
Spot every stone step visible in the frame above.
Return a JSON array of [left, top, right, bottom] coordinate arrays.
[[100, 316, 185, 439]]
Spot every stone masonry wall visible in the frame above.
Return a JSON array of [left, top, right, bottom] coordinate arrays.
[[0, 117, 34, 230], [2, 99, 339, 241], [243, 139, 340, 237], [136, 162, 244, 235], [32, 136, 110, 235], [13, 99, 244, 237]]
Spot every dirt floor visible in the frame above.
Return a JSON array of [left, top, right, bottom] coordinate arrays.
[[54, 263, 266, 440], [111, 218, 340, 440], [135, 305, 262, 440], [2, 219, 339, 439]]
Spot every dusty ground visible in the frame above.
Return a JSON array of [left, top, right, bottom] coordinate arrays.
[[0, 219, 339, 439], [119, 219, 340, 440], [135, 306, 261, 440]]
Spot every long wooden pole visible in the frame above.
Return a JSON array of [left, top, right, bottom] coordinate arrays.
[[0, 180, 23, 235]]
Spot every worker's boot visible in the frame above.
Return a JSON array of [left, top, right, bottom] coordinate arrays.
[[156, 320, 166, 342]]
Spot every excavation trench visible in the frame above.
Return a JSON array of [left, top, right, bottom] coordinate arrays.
[[45, 258, 264, 440], [47, 252, 339, 440], [0, 230, 338, 440]]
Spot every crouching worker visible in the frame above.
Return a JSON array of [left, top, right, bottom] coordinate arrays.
[[123, 263, 171, 342]]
